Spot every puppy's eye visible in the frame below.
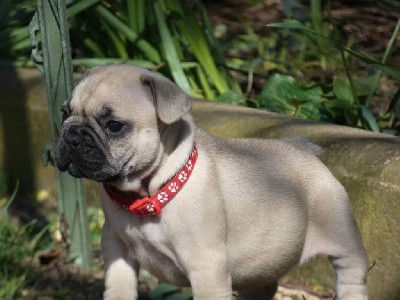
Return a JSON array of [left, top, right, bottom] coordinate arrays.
[[106, 121, 124, 133]]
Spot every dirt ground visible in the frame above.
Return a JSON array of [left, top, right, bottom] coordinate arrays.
[[20, 0, 399, 298]]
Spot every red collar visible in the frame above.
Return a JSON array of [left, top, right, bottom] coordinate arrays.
[[104, 145, 198, 217]]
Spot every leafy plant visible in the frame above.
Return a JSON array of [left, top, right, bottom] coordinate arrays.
[[1, 0, 241, 99], [0, 181, 50, 299], [260, 73, 323, 120], [267, 21, 400, 82], [259, 72, 394, 131], [265, 1, 400, 132]]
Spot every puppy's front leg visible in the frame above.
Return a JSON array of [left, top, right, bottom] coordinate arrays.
[[102, 220, 138, 300], [187, 251, 232, 300]]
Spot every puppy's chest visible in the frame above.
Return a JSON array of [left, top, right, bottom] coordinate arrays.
[[121, 220, 189, 285]]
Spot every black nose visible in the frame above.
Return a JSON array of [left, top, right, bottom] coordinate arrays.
[[67, 125, 92, 147]]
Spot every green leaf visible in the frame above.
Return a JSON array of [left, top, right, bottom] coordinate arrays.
[[324, 97, 353, 110], [354, 75, 377, 97], [361, 105, 380, 132], [332, 77, 354, 104], [260, 73, 323, 120], [333, 75, 377, 105], [217, 90, 246, 105]]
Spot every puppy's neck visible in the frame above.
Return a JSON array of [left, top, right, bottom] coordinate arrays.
[[148, 114, 195, 195]]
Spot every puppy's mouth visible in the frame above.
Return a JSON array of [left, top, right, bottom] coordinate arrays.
[[57, 152, 120, 182], [55, 124, 120, 182]]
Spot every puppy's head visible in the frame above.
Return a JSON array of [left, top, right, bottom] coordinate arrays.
[[55, 65, 191, 182]]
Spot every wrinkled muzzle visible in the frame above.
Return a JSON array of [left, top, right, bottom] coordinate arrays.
[[55, 124, 119, 182]]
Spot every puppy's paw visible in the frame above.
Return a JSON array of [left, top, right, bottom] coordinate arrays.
[[104, 258, 138, 300], [336, 284, 368, 300], [104, 288, 138, 300]]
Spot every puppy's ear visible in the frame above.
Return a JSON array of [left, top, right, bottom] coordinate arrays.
[[141, 72, 191, 124]]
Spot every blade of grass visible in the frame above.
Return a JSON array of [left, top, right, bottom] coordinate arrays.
[[310, 0, 327, 68], [72, 58, 157, 69], [66, 0, 100, 18], [9, 38, 31, 52], [0, 27, 30, 46], [361, 105, 380, 132], [81, 37, 106, 57], [1, 1, 100, 54], [0, 59, 35, 67], [95, 5, 161, 64], [193, 0, 225, 65], [127, 0, 146, 34], [328, 6, 381, 131], [152, 0, 191, 93], [2, 181, 19, 214], [196, 65, 215, 99], [166, 0, 228, 95], [102, 20, 129, 59], [365, 19, 400, 106], [193, 0, 242, 94], [267, 21, 400, 80], [327, 6, 370, 130], [327, 7, 360, 109], [187, 74, 204, 98]]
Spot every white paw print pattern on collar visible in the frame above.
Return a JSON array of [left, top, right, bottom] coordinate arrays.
[[168, 182, 179, 193], [157, 192, 169, 203], [186, 160, 193, 171], [178, 171, 188, 183]]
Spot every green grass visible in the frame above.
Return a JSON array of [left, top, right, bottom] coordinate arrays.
[[0, 181, 49, 299]]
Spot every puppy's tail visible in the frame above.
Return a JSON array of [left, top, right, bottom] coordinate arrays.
[[282, 137, 325, 158]]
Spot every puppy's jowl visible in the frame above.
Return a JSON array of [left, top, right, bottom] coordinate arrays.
[[56, 65, 368, 300]]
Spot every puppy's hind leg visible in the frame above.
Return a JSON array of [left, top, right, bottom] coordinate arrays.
[[302, 185, 368, 300], [329, 251, 368, 300], [328, 209, 368, 299], [237, 282, 278, 300]]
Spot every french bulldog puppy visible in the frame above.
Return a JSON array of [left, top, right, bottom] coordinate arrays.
[[55, 65, 368, 300]]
